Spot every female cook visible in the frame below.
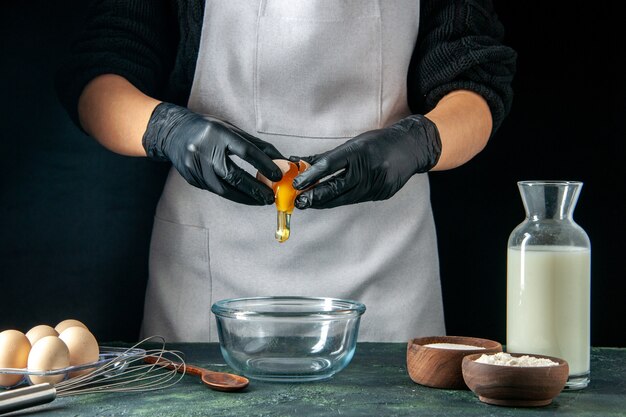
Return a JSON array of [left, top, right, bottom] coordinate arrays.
[[56, 0, 516, 342]]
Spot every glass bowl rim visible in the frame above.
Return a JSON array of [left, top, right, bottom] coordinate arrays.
[[211, 296, 366, 318]]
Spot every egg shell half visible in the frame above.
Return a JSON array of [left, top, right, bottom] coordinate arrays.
[[28, 336, 70, 385], [256, 159, 311, 189], [59, 326, 99, 377], [0, 330, 31, 387]]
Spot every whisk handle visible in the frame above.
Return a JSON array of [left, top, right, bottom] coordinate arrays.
[[0, 383, 57, 415]]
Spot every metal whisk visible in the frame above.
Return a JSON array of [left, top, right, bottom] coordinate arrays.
[[0, 336, 186, 415]]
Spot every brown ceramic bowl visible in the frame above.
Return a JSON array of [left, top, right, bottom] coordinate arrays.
[[462, 352, 569, 407], [406, 336, 502, 389]]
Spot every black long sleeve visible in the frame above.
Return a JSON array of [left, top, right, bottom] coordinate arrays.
[[55, 0, 180, 127], [409, 0, 517, 132]]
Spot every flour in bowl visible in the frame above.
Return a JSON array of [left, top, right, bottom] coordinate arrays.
[[475, 352, 559, 367]]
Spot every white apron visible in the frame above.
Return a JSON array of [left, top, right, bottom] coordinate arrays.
[[141, 0, 445, 342]]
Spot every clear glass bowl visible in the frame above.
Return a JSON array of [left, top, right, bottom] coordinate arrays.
[[211, 296, 366, 382]]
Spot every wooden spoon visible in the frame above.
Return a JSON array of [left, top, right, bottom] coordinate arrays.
[[144, 356, 249, 392]]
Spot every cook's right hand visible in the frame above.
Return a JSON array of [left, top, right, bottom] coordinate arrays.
[[142, 102, 284, 205]]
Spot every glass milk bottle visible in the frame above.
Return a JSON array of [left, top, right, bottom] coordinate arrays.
[[507, 181, 591, 390]]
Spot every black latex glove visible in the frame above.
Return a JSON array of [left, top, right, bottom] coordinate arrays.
[[292, 114, 442, 209], [142, 102, 284, 205]]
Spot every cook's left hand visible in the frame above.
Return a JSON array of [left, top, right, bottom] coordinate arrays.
[[291, 114, 442, 209]]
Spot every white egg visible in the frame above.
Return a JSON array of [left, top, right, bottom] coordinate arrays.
[[58, 326, 99, 377], [25, 324, 59, 346], [0, 330, 31, 387], [28, 336, 70, 385]]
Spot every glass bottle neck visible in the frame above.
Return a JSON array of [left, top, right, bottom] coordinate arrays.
[[518, 181, 582, 221]]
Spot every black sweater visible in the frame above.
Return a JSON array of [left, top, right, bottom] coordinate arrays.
[[56, 0, 516, 132]]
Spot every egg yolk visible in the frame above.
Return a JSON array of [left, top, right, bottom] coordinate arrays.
[[273, 162, 299, 214], [272, 161, 307, 242]]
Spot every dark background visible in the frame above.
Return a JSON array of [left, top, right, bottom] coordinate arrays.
[[1, 2, 624, 346]]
